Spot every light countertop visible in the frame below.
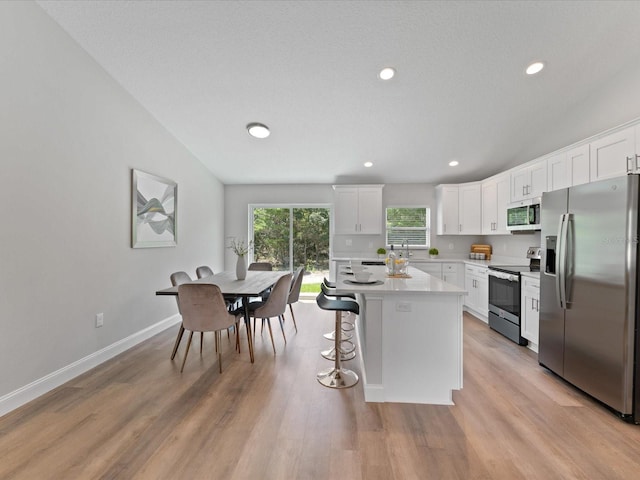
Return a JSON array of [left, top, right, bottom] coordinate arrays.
[[334, 265, 467, 296]]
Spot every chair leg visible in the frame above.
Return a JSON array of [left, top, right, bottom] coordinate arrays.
[[171, 324, 185, 360], [278, 315, 287, 344], [216, 331, 222, 374], [289, 304, 298, 332], [265, 318, 276, 354], [200, 332, 204, 355], [180, 332, 194, 373]]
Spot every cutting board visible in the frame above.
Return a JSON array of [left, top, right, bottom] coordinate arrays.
[[471, 244, 492, 260]]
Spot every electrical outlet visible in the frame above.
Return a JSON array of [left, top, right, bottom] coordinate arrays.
[[448, 243, 454, 250], [95, 313, 104, 328], [396, 302, 412, 312], [346, 239, 352, 246], [368, 242, 373, 248]]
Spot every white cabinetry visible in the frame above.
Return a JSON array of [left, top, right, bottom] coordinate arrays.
[[436, 185, 459, 235], [464, 264, 488, 321], [436, 183, 481, 235], [333, 185, 383, 234], [589, 126, 637, 182], [521, 275, 540, 352], [459, 183, 482, 234], [511, 160, 547, 202], [413, 263, 442, 279], [481, 174, 509, 235], [547, 145, 591, 192], [442, 262, 463, 288]]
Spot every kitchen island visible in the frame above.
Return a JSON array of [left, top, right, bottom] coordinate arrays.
[[334, 265, 466, 404]]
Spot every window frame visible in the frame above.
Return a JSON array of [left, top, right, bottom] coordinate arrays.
[[385, 205, 430, 248]]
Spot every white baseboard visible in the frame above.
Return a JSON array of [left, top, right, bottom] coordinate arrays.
[[0, 314, 181, 418]]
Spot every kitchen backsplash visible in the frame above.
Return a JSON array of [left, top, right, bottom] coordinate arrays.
[[332, 231, 541, 259]]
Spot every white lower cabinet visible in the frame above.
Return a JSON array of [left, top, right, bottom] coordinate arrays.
[[413, 263, 442, 279], [464, 264, 488, 321], [521, 276, 540, 352], [442, 262, 464, 288]]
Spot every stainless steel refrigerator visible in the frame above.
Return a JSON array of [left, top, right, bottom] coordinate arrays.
[[540, 174, 640, 422]]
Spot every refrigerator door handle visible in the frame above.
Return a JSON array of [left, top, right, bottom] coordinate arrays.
[[556, 213, 569, 309]]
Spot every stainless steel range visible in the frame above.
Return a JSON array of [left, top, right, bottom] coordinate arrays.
[[487, 247, 541, 345]]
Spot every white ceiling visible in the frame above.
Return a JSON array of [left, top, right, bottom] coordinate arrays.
[[37, 0, 640, 185]]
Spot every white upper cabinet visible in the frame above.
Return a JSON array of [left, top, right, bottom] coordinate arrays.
[[589, 126, 636, 182], [436, 185, 459, 235], [547, 144, 591, 192], [333, 185, 383, 234], [436, 183, 481, 235], [481, 174, 509, 235], [511, 160, 547, 202], [458, 183, 482, 234]]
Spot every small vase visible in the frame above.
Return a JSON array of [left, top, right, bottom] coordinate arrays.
[[430, 254, 438, 259], [236, 254, 247, 280]]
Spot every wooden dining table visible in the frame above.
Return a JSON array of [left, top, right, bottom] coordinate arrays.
[[155, 270, 287, 363]]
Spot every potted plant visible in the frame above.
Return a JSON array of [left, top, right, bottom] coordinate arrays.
[[376, 247, 387, 259], [429, 247, 439, 259]]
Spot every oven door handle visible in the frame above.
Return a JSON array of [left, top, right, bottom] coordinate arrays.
[[488, 271, 519, 282]]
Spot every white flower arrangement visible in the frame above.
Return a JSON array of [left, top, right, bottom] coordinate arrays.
[[229, 238, 252, 256]]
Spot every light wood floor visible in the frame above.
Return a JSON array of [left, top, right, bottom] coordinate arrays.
[[2, 303, 640, 479]]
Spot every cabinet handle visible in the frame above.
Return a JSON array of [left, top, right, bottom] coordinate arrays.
[[627, 156, 634, 173], [459, 224, 462, 232], [444, 224, 446, 233], [636, 155, 640, 172]]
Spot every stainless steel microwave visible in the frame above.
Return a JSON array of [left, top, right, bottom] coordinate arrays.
[[507, 199, 541, 231]]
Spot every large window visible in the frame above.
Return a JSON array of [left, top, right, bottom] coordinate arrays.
[[250, 205, 331, 279], [386, 206, 430, 247]]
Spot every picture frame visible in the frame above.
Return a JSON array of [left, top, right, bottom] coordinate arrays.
[[131, 169, 177, 248]]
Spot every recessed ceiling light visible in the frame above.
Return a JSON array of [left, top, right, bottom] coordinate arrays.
[[449, 160, 459, 167], [379, 67, 395, 80], [525, 61, 545, 75], [364, 161, 373, 168], [247, 122, 270, 138]]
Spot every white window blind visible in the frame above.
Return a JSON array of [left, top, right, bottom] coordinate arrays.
[[386, 207, 430, 247]]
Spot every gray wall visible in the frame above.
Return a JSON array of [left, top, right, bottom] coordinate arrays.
[[0, 2, 225, 398]]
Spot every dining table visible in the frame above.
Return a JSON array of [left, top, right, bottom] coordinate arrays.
[[155, 270, 287, 363]]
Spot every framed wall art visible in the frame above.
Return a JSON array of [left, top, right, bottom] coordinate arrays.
[[131, 169, 177, 248]]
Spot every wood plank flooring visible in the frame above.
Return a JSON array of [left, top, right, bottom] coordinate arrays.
[[2, 302, 640, 479]]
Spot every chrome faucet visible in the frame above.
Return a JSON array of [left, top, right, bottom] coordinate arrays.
[[401, 239, 410, 259]]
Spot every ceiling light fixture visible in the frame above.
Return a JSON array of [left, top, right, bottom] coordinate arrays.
[[364, 161, 373, 168], [525, 61, 545, 75], [247, 122, 270, 138], [449, 160, 459, 167], [378, 67, 396, 80]]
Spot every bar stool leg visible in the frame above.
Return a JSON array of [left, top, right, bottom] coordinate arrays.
[[317, 311, 359, 388]]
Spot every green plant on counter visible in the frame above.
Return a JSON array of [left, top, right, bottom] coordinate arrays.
[[376, 247, 387, 255], [429, 247, 439, 256]]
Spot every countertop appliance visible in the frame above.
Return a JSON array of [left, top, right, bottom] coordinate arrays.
[[539, 175, 640, 423], [487, 247, 541, 345], [507, 198, 541, 231]]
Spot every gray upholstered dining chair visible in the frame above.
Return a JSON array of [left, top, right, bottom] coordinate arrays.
[[196, 265, 214, 278], [177, 284, 241, 373], [248, 262, 273, 271], [170, 271, 194, 360], [243, 273, 292, 354], [285, 266, 305, 332]]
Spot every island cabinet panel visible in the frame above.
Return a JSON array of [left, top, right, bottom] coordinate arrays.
[[335, 265, 465, 405], [333, 185, 383, 234]]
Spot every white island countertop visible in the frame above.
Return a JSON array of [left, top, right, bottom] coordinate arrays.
[[333, 264, 466, 405], [334, 265, 467, 296]]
